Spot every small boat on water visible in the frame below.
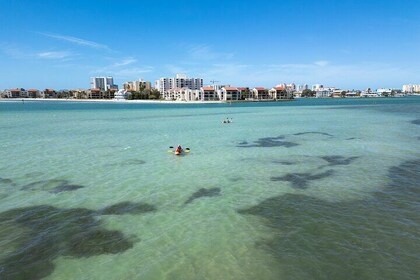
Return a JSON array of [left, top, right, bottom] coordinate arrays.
[[174, 148, 190, 155], [168, 146, 190, 155]]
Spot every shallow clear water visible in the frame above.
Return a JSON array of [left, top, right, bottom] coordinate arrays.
[[0, 98, 419, 280]]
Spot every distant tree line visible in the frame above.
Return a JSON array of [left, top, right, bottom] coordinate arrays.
[[301, 89, 316, 97], [127, 89, 161, 100]]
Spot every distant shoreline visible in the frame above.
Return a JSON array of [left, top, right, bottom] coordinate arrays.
[[0, 98, 222, 104], [1, 96, 415, 105], [0, 98, 294, 104]]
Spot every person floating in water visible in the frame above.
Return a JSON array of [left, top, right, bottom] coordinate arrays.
[[175, 145, 183, 153]]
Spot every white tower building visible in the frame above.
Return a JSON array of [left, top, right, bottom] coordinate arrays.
[[90, 77, 117, 91], [155, 74, 203, 92]]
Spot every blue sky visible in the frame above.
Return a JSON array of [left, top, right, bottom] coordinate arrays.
[[1, 0, 419, 90]]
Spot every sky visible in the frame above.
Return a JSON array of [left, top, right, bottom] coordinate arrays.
[[0, 0, 419, 90]]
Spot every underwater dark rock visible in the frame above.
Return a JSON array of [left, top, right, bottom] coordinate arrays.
[[0, 203, 146, 280], [387, 159, 420, 189], [0, 178, 14, 185], [272, 161, 295, 165], [50, 184, 85, 193], [410, 119, 420, 125], [321, 156, 359, 166], [21, 179, 86, 193], [21, 179, 70, 191], [237, 136, 298, 148], [293, 132, 333, 137], [238, 159, 420, 279], [184, 188, 221, 205], [229, 177, 244, 182], [271, 170, 335, 189], [100, 201, 157, 215], [67, 229, 133, 257]]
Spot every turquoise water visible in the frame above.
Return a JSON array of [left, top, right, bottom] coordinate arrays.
[[0, 98, 419, 280]]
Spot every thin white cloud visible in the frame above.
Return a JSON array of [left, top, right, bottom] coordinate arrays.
[[91, 57, 154, 79], [314, 60, 329, 67], [37, 51, 72, 59], [39, 32, 110, 50], [1, 44, 74, 61], [92, 57, 141, 73], [112, 58, 137, 67], [186, 44, 234, 60]]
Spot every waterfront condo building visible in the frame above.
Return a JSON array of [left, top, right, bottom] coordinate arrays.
[[403, 84, 420, 93], [155, 74, 203, 93], [218, 87, 241, 101], [163, 87, 199, 101], [251, 87, 270, 100], [123, 79, 151, 91], [296, 84, 309, 92], [90, 77, 118, 91]]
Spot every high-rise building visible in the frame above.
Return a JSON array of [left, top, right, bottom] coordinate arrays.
[[296, 84, 308, 92], [123, 79, 151, 91], [403, 84, 420, 93], [286, 83, 296, 91], [155, 74, 203, 92], [312, 84, 324, 91], [90, 77, 117, 91], [403, 84, 412, 93]]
